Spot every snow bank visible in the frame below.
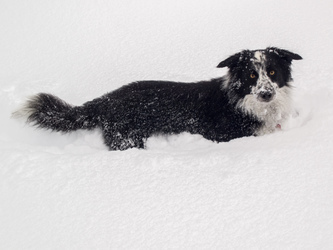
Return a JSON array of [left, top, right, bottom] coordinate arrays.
[[1, 0, 333, 249]]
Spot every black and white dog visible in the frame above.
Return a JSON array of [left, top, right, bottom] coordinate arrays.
[[15, 47, 302, 150]]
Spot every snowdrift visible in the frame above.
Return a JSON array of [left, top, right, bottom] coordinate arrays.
[[1, 0, 333, 249]]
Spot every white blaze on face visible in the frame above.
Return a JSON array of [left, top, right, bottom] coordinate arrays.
[[251, 51, 277, 99], [254, 51, 264, 62]]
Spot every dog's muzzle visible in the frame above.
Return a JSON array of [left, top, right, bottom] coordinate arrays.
[[258, 89, 275, 102], [256, 82, 276, 102]]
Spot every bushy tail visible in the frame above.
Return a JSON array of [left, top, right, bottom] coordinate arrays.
[[13, 93, 99, 132]]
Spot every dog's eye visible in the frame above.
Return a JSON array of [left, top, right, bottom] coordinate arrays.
[[250, 73, 256, 79], [269, 70, 275, 76]]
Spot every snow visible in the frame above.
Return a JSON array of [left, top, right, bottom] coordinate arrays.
[[1, 0, 333, 249]]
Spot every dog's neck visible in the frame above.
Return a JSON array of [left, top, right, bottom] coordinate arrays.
[[236, 85, 293, 135]]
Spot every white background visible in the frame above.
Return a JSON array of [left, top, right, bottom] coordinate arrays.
[[1, 0, 333, 249]]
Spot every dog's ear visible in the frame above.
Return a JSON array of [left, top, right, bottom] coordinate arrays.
[[217, 52, 243, 68], [267, 47, 302, 61]]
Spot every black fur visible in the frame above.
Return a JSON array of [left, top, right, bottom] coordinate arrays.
[[15, 47, 302, 150]]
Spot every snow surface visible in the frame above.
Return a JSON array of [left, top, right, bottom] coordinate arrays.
[[1, 0, 333, 249]]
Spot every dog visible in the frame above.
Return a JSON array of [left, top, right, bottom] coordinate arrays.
[[14, 47, 302, 150]]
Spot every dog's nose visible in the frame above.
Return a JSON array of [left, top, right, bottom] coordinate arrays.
[[258, 91, 274, 102]]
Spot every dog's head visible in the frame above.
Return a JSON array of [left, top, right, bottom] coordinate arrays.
[[217, 47, 302, 104]]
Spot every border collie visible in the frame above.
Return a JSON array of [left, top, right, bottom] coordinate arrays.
[[14, 47, 302, 150]]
